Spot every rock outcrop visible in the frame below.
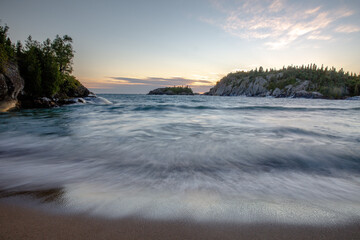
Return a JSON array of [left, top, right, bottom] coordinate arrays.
[[148, 86, 194, 95], [59, 83, 90, 98], [18, 83, 91, 109], [0, 62, 24, 111], [206, 75, 324, 99]]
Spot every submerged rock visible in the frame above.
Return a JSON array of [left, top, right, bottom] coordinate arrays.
[[77, 98, 86, 103], [293, 90, 323, 99], [346, 96, 360, 100]]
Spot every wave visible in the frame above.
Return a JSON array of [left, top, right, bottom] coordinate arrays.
[[83, 96, 113, 105], [130, 104, 360, 112], [230, 106, 360, 111]]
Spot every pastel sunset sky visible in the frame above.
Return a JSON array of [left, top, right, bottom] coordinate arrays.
[[1, 0, 360, 93]]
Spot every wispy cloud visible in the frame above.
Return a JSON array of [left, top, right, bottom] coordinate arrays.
[[204, 0, 358, 49], [335, 25, 360, 33], [83, 77, 215, 94], [108, 77, 214, 87]]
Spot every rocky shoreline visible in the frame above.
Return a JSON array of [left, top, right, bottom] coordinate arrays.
[[205, 74, 325, 98], [205, 67, 360, 99], [0, 62, 92, 111]]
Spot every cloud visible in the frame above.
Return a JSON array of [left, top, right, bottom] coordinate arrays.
[[82, 76, 215, 94], [269, 0, 285, 12], [83, 76, 214, 93], [205, 0, 358, 49], [107, 76, 214, 86], [335, 25, 360, 33]]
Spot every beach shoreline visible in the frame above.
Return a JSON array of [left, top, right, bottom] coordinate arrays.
[[1, 201, 359, 240]]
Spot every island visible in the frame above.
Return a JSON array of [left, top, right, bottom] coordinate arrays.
[[148, 86, 194, 95], [205, 65, 360, 99], [0, 25, 91, 111]]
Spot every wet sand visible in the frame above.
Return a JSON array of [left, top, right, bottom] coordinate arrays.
[[0, 202, 359, 240]]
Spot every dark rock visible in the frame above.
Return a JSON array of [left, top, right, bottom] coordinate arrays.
[[0, 62, 24, 111], [293, 90, 323, 99], [272, 88, 282, 98], [71, 84, 90, 97], [59, 83, 90, 98], [19, 96, 57, 108], [78, 98, 86, 103], [207, 73, 330, 99]]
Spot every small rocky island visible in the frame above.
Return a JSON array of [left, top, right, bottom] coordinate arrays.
[[148, 86, 194, 95], [205, 65, 360, 99], [0, 25, 91, 111]]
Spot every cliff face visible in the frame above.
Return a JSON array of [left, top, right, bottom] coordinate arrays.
[[206, 73, 325, 98], [0, 62, 24, 111]]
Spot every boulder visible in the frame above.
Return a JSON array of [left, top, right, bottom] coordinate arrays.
[[0, 62, 24, 111], [272, 88, 282, 97], [293, 90, 323, 99], [346, 96, 360, 100]]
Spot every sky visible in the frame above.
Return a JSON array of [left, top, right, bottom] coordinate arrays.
[[1, 0, 360, 93]]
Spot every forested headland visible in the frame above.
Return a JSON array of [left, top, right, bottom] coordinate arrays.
[[0, 24, 90, 110], [206, 65, 360, 99]]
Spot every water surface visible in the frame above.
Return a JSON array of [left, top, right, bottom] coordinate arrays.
[[0, 95, 359, 224]]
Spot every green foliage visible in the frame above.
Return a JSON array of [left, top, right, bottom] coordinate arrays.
[[1, 24, 85, 99], [346, 77, 360, 96], [51, 35, 74, 74], [0, 46, 7, 73], [14, 31, 77, 97], [18, 46, 42, 96], [165, 86, 193, 94], [267, 76, 297, 91], [59, 74, 81, 97], [319, 86, 345, 99], [41, 52, 61, 96], [0, 24, 16, 73]]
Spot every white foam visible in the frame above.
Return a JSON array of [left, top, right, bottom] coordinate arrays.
[[61, 177, 360, 225], [84, 96, 112, 105]]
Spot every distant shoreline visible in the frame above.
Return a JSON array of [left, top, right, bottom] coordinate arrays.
[[94, 93, 360, 101]]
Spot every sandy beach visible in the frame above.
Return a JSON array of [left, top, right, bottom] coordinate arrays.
[[0, 201, 359, 240]]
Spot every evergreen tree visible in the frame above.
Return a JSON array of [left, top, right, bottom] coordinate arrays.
[[19, 46, 42, 96], [40, 40, 60, 96], [0, 25, 16, 72], [51, 35, 74, 74]]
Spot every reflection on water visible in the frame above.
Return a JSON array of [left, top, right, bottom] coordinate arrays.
[[0, 95, 359, 224]]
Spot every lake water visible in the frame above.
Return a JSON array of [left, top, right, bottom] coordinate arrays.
[[0, 94, 359, 224]]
